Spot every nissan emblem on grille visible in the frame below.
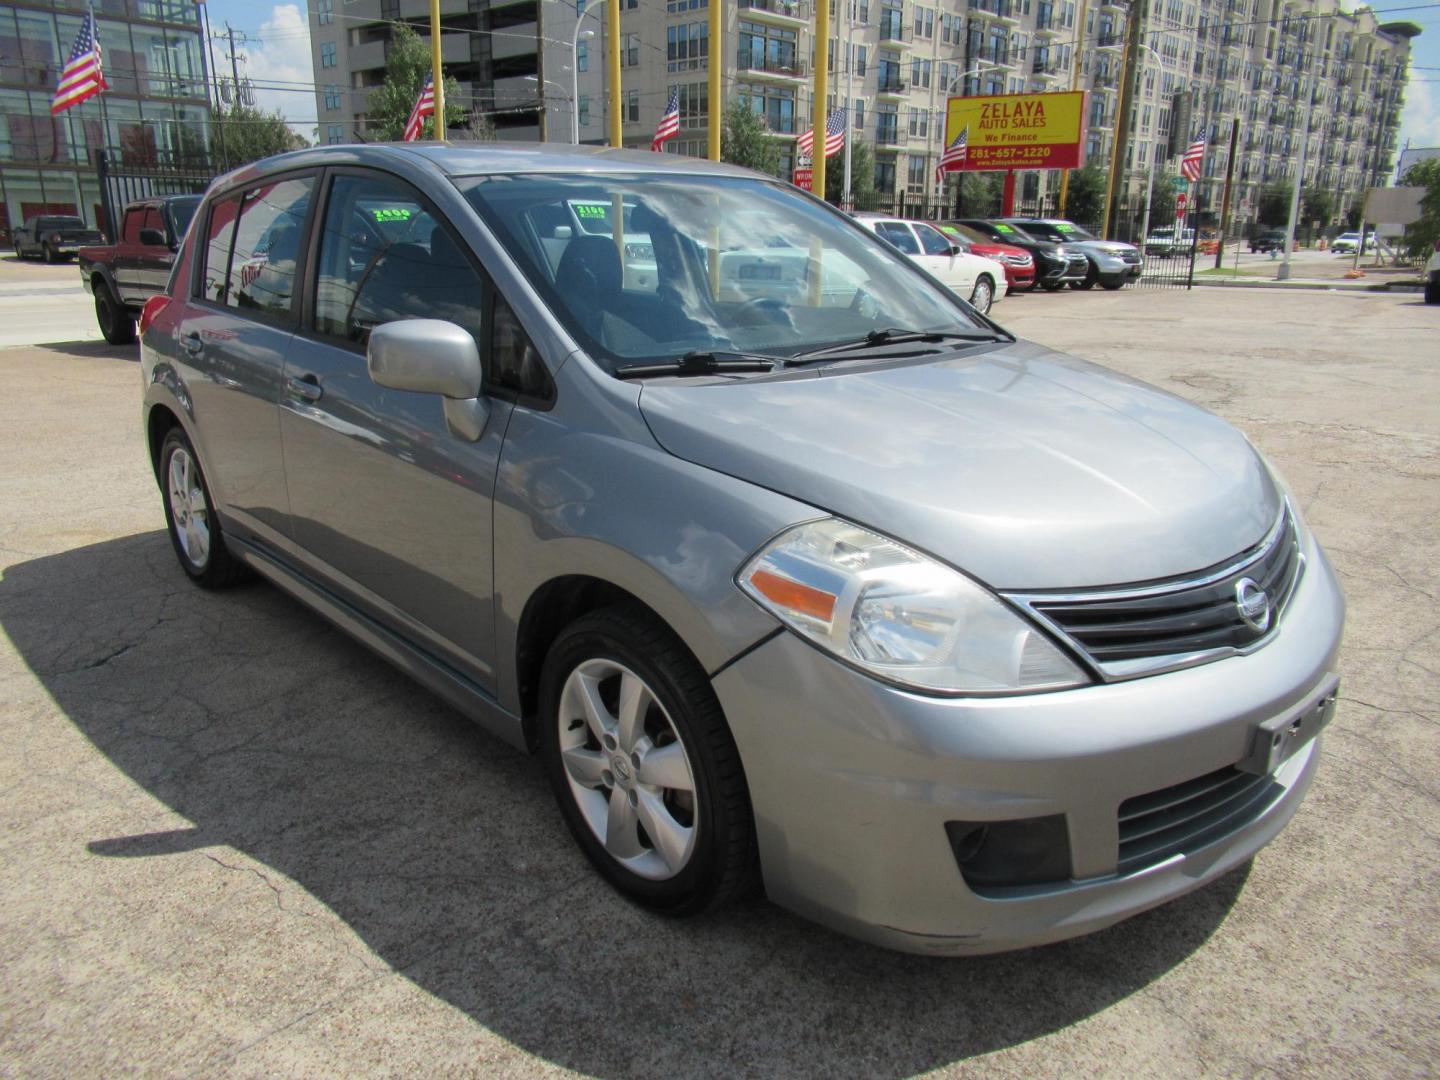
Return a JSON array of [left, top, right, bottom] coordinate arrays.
[[1235, 577, 1271, 633]]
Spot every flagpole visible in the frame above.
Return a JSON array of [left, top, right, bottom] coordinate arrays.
[[429, 0, 444, 140], [91, 1, 110, 171]]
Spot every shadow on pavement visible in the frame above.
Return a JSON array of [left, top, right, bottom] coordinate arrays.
[[35, 340, 138, 361], [0, 531, 1248, 1077]]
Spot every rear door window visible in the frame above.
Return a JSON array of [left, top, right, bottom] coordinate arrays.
[[312, 172, 484, 347], [875, 221, 920, 254], [199, 195, 241, 304], [227, 176, 314, 319]]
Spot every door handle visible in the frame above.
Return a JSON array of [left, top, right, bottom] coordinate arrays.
[[181, 332, 203, 356], [287, 373, 323, 403]]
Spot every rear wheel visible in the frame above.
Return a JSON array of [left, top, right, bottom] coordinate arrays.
[[42, 242, 57, 264], [969, 275, 995, 315], [1426, 274, 1440, 305], [539, 605, 756, 915], [158, 428, 248, 589], [95, 282, 137, 344]]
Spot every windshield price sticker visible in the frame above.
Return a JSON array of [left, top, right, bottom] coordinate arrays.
[[572, 203, 610, 220], [371, 207, 413, 223], [943, 91, 1085, 172]]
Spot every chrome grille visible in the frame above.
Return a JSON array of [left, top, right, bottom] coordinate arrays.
[[1117, 765, 1283, 875], [1016, 507, 1302, 676]]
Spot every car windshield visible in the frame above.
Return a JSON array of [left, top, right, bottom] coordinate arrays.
[[1029, 221, 1095, 242], [460, 173, 984, 369]]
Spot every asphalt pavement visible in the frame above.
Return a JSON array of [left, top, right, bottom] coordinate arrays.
[[0, 275, 1436, 1077]]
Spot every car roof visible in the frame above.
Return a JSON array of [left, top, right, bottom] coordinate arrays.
[[211, 141, 761, 194]]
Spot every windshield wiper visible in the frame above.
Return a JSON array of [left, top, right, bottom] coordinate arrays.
[[614, 349, 781, 380], [790, 327, 1004, 361]]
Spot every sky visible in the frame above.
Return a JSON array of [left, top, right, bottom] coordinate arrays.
[[203, 0, 1440, 166]]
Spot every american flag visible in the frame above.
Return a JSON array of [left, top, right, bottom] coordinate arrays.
[[403, 74, 435, 141], [934, 125, 969, 185], [51, 8, 108, 116], [652, 87, 681, 151], [796, 109, 846, 158], [1180, 126, 1207, 182]]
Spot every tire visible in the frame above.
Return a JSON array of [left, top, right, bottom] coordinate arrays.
[[1040, 280, 1064, 292], [42, 242, 57, 264], [95, 282, 137, 344], [1070, 262, 1099, 290], [158, 428, 248, 589], [539, 604, 756, 916], [969, 275, 995, 315], [1426, 275, 1440, 305], [1100, 276, 1127, 291]]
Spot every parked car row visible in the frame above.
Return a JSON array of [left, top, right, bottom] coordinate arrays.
[[857, 213, 1142, 299]]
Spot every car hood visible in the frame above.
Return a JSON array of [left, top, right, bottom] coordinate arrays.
[[638, 341, 1279, 590], [1069, 238, 1139, 255]]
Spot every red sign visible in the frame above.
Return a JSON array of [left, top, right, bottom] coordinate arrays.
[[793, 165, 813, 190]]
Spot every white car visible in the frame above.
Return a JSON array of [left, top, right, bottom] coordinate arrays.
[[854, 215, 1008, 314], [1332, 231, 1376, 255]]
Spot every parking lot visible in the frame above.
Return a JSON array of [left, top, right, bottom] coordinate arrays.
[[1, 269, 1436, 1076]]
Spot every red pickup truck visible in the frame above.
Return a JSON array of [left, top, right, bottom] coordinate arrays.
[[78, 195, 201, 343]]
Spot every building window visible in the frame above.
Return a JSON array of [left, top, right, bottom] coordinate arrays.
[[907, 153, 927, 191], [577, 41, 588, 72], [579, 95, 590, 126], [876, 104, 898, 144], [317, 0, 333, 25], [907, 107, 928, 137], [324, 84, 341, 110], [667, 21, 709, 72], [667, 0, 708, 9], [738, 20, 799, 77], [320, 41, 336, 68], [674, 81, 709, 124], [852, 98, 864, 131], [875, 159, 896, 193], [327, 124, 343, 144], [627, 89, 640, 122], [737, 81, 795, 134], [622, 33, 640, 67]]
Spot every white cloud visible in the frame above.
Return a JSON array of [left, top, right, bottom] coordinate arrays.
[[1398, 75, 1440, 153], [239, 4, 316, 139]]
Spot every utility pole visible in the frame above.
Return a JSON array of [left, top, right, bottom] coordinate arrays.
[[708, 0, 721, 160], [1215, 117, 1240, 267], [812, 0, 831, 201], [1277, 23, 1317, 281], [1101, 0, 1143, 238], [607, 0, 622, 147], [842, 0, 853, 208], [225, 23, 242, 94], [1056, 0, 1091, 217], [428, 0, 445, 140]]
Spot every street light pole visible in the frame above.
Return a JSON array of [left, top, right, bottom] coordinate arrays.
[[1277, 29, 1317, 281], [570, 7, 598, 145]]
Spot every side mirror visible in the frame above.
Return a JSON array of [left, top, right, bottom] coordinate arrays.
[[948, 243, 964, 256], [138, 227, 166, 246], [367, 319, 490, 441]]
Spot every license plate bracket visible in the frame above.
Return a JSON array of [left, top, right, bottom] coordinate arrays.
[[1239, 679, 1339, 776]]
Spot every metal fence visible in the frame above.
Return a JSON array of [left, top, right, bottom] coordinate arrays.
[[95, 150, 215, 242]]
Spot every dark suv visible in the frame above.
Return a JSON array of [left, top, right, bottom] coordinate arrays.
[[1250, 229, 1287, 254]]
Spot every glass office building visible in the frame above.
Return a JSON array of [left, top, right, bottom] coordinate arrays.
[[0, 0, 212, 243]]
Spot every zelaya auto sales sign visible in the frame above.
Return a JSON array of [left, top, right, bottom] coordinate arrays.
[[943, 91, 1085, 170]]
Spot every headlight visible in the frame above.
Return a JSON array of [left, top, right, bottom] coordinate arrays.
[[737, 519, 1090, 694]]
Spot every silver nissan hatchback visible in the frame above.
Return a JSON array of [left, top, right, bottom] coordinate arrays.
[[140, 144, 1344, 955]]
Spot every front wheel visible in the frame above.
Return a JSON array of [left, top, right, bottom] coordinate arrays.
[[539, 606, 756, 915], [969, 275, 995, 315], [1101, 276, 1127, 291], [1040, 280, 1064, 292], [1426, 275, 1440, 305], [95, 283, 137, 344], [158, 428, 248, 589]]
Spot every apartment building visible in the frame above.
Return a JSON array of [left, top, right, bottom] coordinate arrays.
[[604, 0, 1415, 226], [0, 0, 211, 242], [307, 0, 577, 144], [307, 0, 1415, 228]]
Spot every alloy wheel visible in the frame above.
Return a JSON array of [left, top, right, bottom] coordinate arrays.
[[167, 446, 210, 568], [556, 658, 698, 881]]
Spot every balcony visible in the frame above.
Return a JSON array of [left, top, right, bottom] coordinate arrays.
[[736, 0, 810, 26], [970, 0, 1020, 25], [878, 21, 912, 47], [737, 55, 808, 82], [874, 128, 908, 150], [876, 74, 909, 98], [1034, 12, 1063, 36]]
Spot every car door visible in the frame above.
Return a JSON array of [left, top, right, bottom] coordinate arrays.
[[113, 207, 144, 302], [176, 173, 316, 548], [278, 168, 517, 687], [914, 222, 977, 295], [134, 205, 173, 297]]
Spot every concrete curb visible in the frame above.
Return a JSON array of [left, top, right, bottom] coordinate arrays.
[[1190, 277, 1424, 293]]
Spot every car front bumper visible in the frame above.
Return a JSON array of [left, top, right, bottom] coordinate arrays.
[[1038, 254, 1089, 284], [712, 531, 1344, 955]]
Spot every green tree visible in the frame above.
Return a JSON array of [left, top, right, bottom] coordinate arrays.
[[212, 104, 309, 170], [825, 137, 875, 207], [1302, 186, 1335, 230], [1064, 163, 1108, 229], [366, 23, 466, 141], [1400, 158, 1440, 261], [1258, 180, 1293, 227], [720, 102, 781, 176]]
